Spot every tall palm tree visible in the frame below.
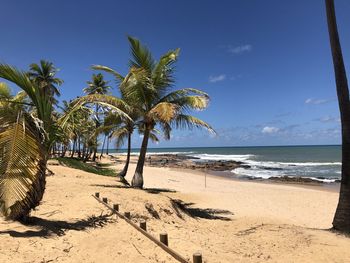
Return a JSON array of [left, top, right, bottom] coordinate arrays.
[[28, 60, 63, 105], [91, 65, 138, 181], [325, 0, 350, 233], [0, 64, 55, 220], [119, 37, 214, 188], [83, 73, 111, 161]]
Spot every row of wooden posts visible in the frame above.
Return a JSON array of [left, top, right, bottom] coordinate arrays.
[[94, 192, 203, 263]]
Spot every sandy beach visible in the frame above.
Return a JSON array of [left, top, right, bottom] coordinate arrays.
[[1, 155, 349, 263]]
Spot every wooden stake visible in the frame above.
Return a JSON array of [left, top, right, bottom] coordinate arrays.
[[102, 197, 108, 203], [95, 192, 100, 198], [124, 211, 131, 219], [193, 252, 202, 263], [140, 220, 147, 231], [113, 204, 119, 211], [160, 233, 168, 246]]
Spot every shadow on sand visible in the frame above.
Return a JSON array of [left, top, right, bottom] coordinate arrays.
[[90, 184, 177, 195], [170, 199, 233, 221], [0, 214, 114, 238]]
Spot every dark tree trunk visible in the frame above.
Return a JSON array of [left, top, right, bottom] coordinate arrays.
[[92, 147, 97, 162], [119, 132, 132, 178], [325, 0, 350, 232], [99, 135, 106, 159], [77, 137, 81, 158], [131, 129, 150, 188], [106, 134, 110, 155], [70, 138, 76, 158], [92, 104, 100, 162], [61, 146, 67, 157]]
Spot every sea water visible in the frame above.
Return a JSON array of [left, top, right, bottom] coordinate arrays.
[[109, 145, 341, 183]]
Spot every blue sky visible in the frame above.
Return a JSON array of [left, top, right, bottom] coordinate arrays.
[[1, 0, 350, 148]]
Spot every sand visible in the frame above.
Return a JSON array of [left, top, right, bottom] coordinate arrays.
[[1, 155, 350, 263]]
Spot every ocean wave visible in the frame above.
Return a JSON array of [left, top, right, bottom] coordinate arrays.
[[188, 154, 254, 161], [232, 167, 338, 183], [244, 160, 341, 169], [113, 151, 195, 156]]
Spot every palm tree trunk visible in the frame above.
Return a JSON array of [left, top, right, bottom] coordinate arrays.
[[325, 0, 350, 232], [119, 132, 132, 178], [106, 134, 110, 155], [78, 137, 81, 158], [99, 134, 106, 159], [92, 104, 100, 162], [131, 129, 150, 188], [70, 138, 76, 158]]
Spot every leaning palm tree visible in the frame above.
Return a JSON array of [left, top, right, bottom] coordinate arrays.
[[83, 73, 111, 161], [325, 0, 350, 233], [28, 60, 63, 105], [120, 37, 214, 188], [0, 64, 55, 220], [91, 65, 138, 180]]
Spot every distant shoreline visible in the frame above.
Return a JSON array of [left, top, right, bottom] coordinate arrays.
[[101, 144, 341, 152]]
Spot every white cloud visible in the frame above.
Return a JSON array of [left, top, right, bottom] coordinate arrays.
[[209, 74, 226, 83], [316, 116, 340, 123], [228, 44, 252, 54], [305, 98, 334, 105], [262, 126, 280, 134]]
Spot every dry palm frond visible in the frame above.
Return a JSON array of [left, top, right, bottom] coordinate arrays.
[[148, 102, 179, 123], [0, 113, 46, 220]]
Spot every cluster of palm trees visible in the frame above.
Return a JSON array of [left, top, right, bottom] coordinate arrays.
[[0, 37, 213, 220]]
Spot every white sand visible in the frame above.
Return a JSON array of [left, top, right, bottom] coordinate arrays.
[[0, 155, 349, 262]]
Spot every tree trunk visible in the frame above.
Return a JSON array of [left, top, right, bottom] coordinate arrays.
[[325, 0, 350, 232], [119, 132, 132, 178], [92, 104, 100, 162], [78, 137, 81, 158], [131, 129, 150, 188], [99, 135, 106, 159], [70, 138, 76, 158], [106, 134, 110, 155]]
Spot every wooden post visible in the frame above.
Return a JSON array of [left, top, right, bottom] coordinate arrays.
[[160, 233, 168, 246], [140, 220, 147, 231], [102, 197, 108, 203], [95, 192, 100, 198], [193, 253, 202, 263], [124, 211, 131, 219], [113, 204, 119, 211]]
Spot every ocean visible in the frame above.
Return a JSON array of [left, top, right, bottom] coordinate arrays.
[[109, 145, 341, 183]]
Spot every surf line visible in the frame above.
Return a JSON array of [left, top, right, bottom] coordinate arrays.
[[92, 193, 193, 263]]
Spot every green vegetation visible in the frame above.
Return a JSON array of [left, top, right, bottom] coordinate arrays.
[[56, 157, 117, 177]]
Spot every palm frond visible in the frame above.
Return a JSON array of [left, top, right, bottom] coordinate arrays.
[[152, 48, 179, 96], [127, 36, 155, 72], [0, 113, 46, 220], [171, 114, 216, 134], [60, 94, 132, 127], [149, 131, 160, 143], [148, 102, 179, 123], [91, 65, 125, 82]]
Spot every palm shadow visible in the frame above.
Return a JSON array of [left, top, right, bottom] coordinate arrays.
[[170, 199, 233, 221], [0, 213, 114, 238], [90, 184, 130, 189], [144, 188, 177, 194]]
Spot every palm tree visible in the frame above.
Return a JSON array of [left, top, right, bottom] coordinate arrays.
[[119, 37, 214, 188], [91, 65, 138, 181], [325, 0, 350, 233], [83, 73, 111, 161], [0, 64, 55, 220], [28, 60, 63, 105]]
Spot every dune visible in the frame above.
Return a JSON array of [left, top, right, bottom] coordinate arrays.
[[0, 155, 349, 262]]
